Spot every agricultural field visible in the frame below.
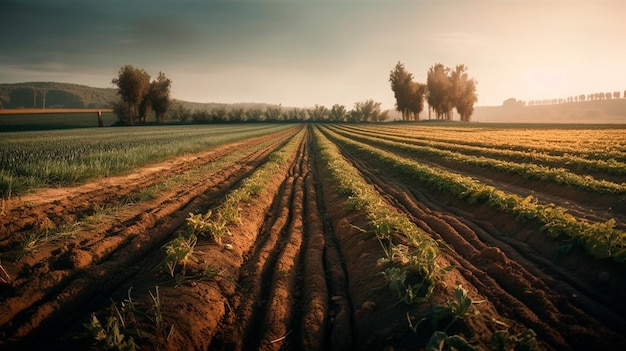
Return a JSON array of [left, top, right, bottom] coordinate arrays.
[[0, 110, 118, 131], [0, 122, 625, 350]]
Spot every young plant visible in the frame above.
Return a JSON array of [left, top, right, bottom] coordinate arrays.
[[431, 285, 474, 332], [162, 233, 199, 277], [80, 290, 140, 351], [491, 329, 537, 351]]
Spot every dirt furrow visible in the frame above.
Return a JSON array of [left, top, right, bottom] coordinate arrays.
[[0, 126, 299, 243], [335, 138, 626, 350], [211, 131, 311, 351], [0, 129, 300, 350]]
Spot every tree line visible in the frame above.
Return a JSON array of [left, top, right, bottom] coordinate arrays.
[[389, 61, 478, 122], [112, 64, 392, 124], [507, 90, 626, 107], [170, 99, 389, 123]]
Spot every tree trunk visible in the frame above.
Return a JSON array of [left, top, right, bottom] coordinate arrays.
[[97, 111, 104, 127]]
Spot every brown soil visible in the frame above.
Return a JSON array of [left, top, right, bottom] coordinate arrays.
[[1, 124, 625, 350]]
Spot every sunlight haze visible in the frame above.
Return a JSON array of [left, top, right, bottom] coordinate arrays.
[[1, 0, 624, 109]]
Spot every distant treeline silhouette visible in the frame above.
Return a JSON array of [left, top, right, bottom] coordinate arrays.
[[505, 90, 626, 107]]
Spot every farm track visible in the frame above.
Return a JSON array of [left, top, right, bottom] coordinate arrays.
[[322, 125, 626, 350], [0, 126, 300, 350]]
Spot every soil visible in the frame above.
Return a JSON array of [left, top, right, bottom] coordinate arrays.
[[0, 124, 625, 350]]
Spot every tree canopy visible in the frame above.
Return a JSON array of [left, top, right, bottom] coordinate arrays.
[[112, 65, 172, 125], [389, 62, 426, 121], [392, 62, 477, 122]]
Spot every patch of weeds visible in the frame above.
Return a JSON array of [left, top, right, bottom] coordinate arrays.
[[491, 329, 537, 351], [426, 331, 477, 351], [20, 222, 80, 258], [149, 286, 164, 334], [162, 233, 199, 277], [219, 201, 242, 225], [186, 210, 231, 245], [79, 289, 140, 351], [430, 285, 475, 332]]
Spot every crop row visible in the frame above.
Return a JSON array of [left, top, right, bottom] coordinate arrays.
[[0, 124, 292, 197], [314, 126, 538, 349], [320, 125, 626, 263], [347, 125, 626, 177], [330, 125, 626, 195], [164, 126, 306, 277], [314, 125, 447, 303], [380, 124, 626, 162]]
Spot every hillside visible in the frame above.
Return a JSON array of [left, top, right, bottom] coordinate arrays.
[[0, 82, 117, 109]]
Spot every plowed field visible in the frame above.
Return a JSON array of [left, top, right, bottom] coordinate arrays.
[[1, 123, 625, 350]]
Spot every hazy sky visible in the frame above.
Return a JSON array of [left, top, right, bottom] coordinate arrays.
[[1, 0, 624, 108]]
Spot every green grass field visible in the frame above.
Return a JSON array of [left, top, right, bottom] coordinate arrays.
[[0, 112, 118, 131]]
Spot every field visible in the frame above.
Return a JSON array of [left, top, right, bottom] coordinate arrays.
[[0, 110, 117, 131], [0, 123, 625, 350]]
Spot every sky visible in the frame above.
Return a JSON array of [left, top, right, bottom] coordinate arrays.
[[1, 0, 625, 109]]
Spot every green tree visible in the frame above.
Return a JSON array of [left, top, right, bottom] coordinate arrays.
[[264, 105, 283, 122], [308, 104, 329, 121], [450, 65, 478, 122], [149, 72, 172, 124], [228, 108, 245, 122], [350, 99, 386, 123], [427, 63, 453, 120], [286, 108, 307, 122], [112, 65, 151, 125], [245, 108, 264, 122], [389, 61, 414, 121], [407, 81, 427, 121], [329, 104, 347, 122]]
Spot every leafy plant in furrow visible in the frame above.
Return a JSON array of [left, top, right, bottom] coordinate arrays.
[[314, 126, 447, 304], [330, 125, 626, 195], [321, 126, 626, 263], [162, 127, 305, 277]]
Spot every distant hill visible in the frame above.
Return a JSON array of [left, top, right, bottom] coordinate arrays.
[[473, 99, 626, 123], [0, 82, 117, 109], [0, 82, 283, 113]]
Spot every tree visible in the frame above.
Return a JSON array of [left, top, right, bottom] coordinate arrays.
[[226, 108, 244, 122], [389, 61, 413, 121], [149, 72, 172, 124], [245, 108, 264, 122], [264, 105, 283, 122], [112, 65, 151, 125], [449, 65, 478, 122], [427, 63, 454, 120], [329, 104, 347, 122], [407, 81, 427, 121], [389, 62, 427, 121], [349, 99, 386, 123], [285, 108, 307, 122], [308, 104, 329, 121]]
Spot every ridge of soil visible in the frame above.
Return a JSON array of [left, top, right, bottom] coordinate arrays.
[[1, 124, 625, 350]]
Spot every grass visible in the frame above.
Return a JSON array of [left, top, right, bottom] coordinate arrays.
[[0, 124, 294, 198]]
